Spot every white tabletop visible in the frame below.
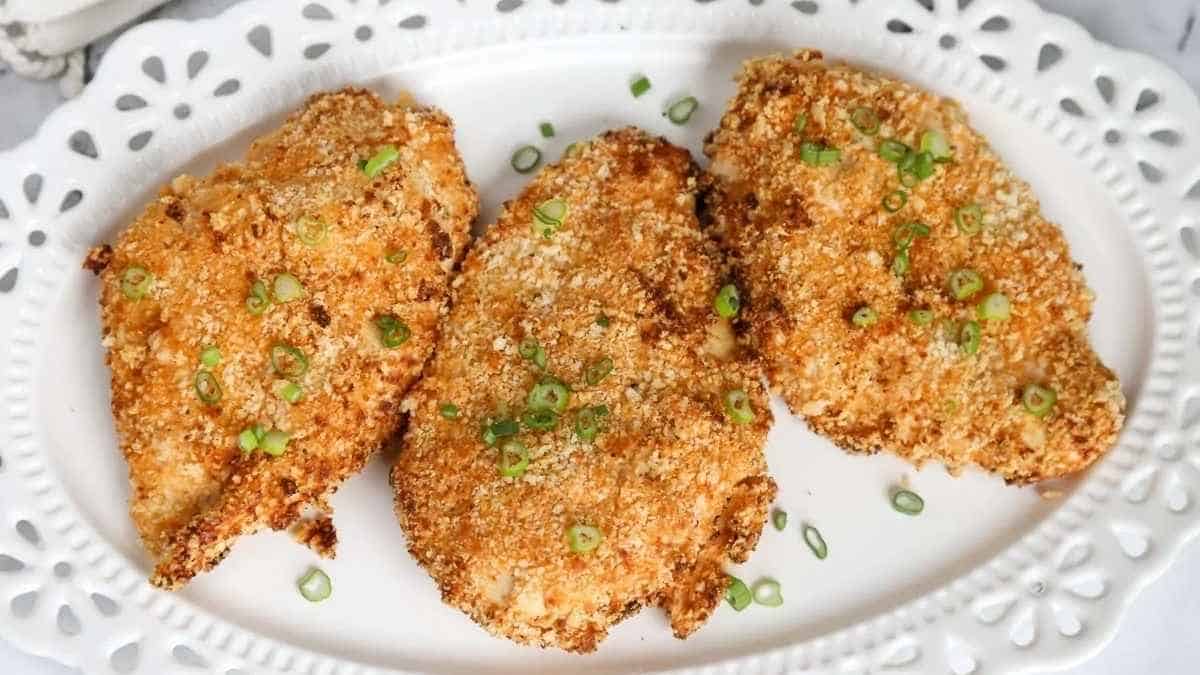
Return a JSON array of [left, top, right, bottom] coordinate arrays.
[[1, 0, 1198, 673]]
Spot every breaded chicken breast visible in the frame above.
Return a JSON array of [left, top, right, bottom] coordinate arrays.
[[88, 88, 478, 589], [702, 51, 1123, 483], [393, 128, 775, 651]]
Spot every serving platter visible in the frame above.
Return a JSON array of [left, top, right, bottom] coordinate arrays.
[[1, 1, 1199, 674]]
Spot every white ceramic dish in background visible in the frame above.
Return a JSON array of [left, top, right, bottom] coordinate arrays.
[[1, 1, 1198, 674]]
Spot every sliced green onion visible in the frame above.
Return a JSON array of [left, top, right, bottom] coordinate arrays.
[[362, 145, 399, 178], [440, 403, 460, 420], [723, 389, 754, 424], [920, 129, 952, 160], [585, 357, 613, 386], [270, 343, 309, 379], [375, 314, 411, 348], [816, 147, 842, 166], [562, 142, 583, 159], [899, 169, 920, 188], [251, 423, 266, 442], [385, 249, 408, 264], [297, 567, 332, 602], [891, 250, 910, 277], [532, 198, 568, 239], [751, 578, 783, 607], [120, 266, 153, 300], [959, 320, 982, 355], [891, 489, 925, 515], [630, 74, 651, 98], [519, 338, 548, 369], [261, 429, 291, 457], [977, 292, 1011, 321], [794, 112, 808, 135], [800, 141, 821, 165], [803, 524, 828, 559], [510, 145, 542, 174], [892, 221, 931, 249], [850, 106, 880, 135], [273, 273, 304, 303], [566, 524, 603, 553], [852, 306, 879, 328], [666, 96, 699, 125], [948, 268, 984, 300], [772, 509, 788, 531], [595, 313, 611, 328], [246, 279, 270, 315], [539, 122, 555, 139], [714, 283, 741, 319], [911, 151, 935, 180], [483, 418, 519, 446], [1022, 384, 1057, 418], [908, 309, 934, 326], [574, 405, 609, 442], [280, 382, 304, 404], [897, 149, 918, 174], [238, 428, 259, 453], [527, 377, 570, 414], [498, 440, 529, 477], [522, 408, 559, 431], [955, 203, 984, 235], [882, 190, 907, 212], [725, 576, 752, 611], [194, 371, 222, 405], [200, 346, 221, 368], [294, 217, 328, 246], [878, 139, 909, 163]]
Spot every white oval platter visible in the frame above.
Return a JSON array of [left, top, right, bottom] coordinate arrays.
[[1, 1, 1199, 674]]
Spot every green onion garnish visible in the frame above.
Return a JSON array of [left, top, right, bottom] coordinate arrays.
[[385, 249, 408, 264], [850, 106, 880, 135], [519, 338, 548, 369], [772, 509, 788, 531], [912, 151, 936, 179], [539, 122, 555, 139], [891, 489, 925, 515], [238, 428, 259, 453], [1022, 384, 1057, 418], [270, 343, 309, 379], [200, 346, 221, 368], [440, 403, 460, 420], [977, 292, 1011, 321], [527, 377, 570, 414], [817, 147, 842, 166], [297, 567, 332, 602], [630, 74, 651, 98], [574, 405, 609, 442], [899, 169, 920, 188], [955, 203, 984, 235], [482, 418, 519, 446], [595, 313, 611, 328], [919, 129, 952, 160], [851, 306, 879, 328], [562, 142, 582, 159], [794, 112, 808, 135], [882, 190, 907, 212], [584, 357, 613, 386], [498, 440, 529, 478], [714, 283, 741, 319], [725, 576, 752, 611], [261, 429, 291, 457], [280, 382, 304, 404], [194, 371, 222, 405], [751, 578, 783, 607], [803, 524, 828, 559], [878, 139, 909, 163], [375, 314, 411, 348], [510, 145, 542, 174], [666, 96, 699, 125], [959, 320, 982, 355], [532, 198, 568, 239], [120, 266, 153, 300], [246, 280, 270, 315], [948, 268, 984, 300], [908, 309, 934, 326], [801, 143, 841, 167], [273, 273, 304, 303], [566, 524, 602, 554], [362, 145, 399, 178], [892, 250, 910, 277], [723, 389, 754, 424], [892, 222, 931, 249], [522, 408, 559, 431], [294, 217, 328, 246]]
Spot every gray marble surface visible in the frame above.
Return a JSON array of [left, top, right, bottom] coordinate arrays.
[[1, 0, 1199, 673]]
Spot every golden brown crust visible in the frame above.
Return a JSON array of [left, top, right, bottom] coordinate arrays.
[[94, 87, 478, 588], [393, 128, 775, 652], [702, 51, 1123, 483]]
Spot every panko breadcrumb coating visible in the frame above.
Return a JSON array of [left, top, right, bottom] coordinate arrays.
[[393, 128, 775, 652], [89, 88, 477, 589], [702, 51, 1123, 483]]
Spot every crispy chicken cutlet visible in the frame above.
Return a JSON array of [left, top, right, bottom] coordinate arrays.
[[702, 51, 1123, 483], [88, 88, 478, 589], [393, 128, 776, 651]]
